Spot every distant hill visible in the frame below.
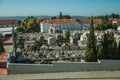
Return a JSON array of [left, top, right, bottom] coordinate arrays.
[[72, 16, 88, 19], [0, 16, 51, 20], [0, 15, 87, 20]]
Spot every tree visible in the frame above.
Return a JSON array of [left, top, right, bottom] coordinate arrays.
[[63, 15, 71, 19], [97, 43, 104, 59], [51, 16, 57, 19], [109, 41, 117, 59], [29, 44, 37, 52], [84, 17, 97, 62], [59, 12, 63, 19], [97, 31, 118, 59], [0, 38, 5, 58], [117, 41, 120, 59], [22, 16, 40, 32], [56, 34, 64, 44], [17, 37, 24, 51], [63, 30, 70, 42], [15, 27, 25, 34], [28, 36, 47, 52]]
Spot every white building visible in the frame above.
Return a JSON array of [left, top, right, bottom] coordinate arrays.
[[77, 18, 102, 30], [0, 20, 20, 28], [40, 18, 102, 33], [0, 20, 21, 35], [40, 19, 81, 33]]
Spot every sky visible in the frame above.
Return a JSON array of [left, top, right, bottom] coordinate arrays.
[[0, 0, 120, 16]]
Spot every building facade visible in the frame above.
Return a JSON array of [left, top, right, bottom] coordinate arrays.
[[40, 18, 102, 33], [0, 20, 21, 35]]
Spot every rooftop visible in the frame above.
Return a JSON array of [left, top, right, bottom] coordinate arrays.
[[0, 20, 21, 25], [41, 18, 102, 24], [77, 18, 102, 23]]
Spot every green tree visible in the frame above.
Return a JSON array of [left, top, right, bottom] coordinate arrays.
[[0, 38, 5, 58], [63, 30, 70, 42], [97, 31, 118, 59], [29, 44, 37, 52], [51, 16, 57, 19], [28, 36, 47, 52], [117, 41, 120, 59], [15, 27, 25, 34], [97, 43, 104, 59], [84, 17, 97, 62], [56, 34, 64, 43], [17, 37, 24, 51], [22, 16, 40, 32], [109, 41, 117, 59], [63, 15, 71, 19], [59, 11, 63, 19]]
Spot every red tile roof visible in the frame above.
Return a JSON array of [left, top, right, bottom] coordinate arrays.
[[41, 18, 102, 24], [0, 20, 21, 25], [42, 19, 77, 24], [109, 18, 120, 22], [77, 18, 102, 23]]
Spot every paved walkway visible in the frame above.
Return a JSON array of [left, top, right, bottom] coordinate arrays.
[[0, 71, 120, 80], [0, 53, 8, 75]]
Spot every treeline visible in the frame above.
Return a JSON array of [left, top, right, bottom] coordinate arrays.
[[94, 13, 120, 20], [51, 12, 71, 19], [95, 21, 118, 30], [94, 13, 120, 30]]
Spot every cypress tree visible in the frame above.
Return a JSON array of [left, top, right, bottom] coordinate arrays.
[[59, 12, 63, 19], [0, 38, 5, 57], [117, 41, 120, 59], [84, 17, 97, 62]]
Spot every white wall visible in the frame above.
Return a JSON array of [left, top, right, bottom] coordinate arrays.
[[8, 60, 120, 74], [41, 22, 81, 33], [40, 23, 51, 33]]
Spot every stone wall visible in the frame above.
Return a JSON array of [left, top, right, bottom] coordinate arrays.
[[8, 60, 120, 74]]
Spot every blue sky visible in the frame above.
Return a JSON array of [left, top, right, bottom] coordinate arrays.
[[0, 0, 120, 16]]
